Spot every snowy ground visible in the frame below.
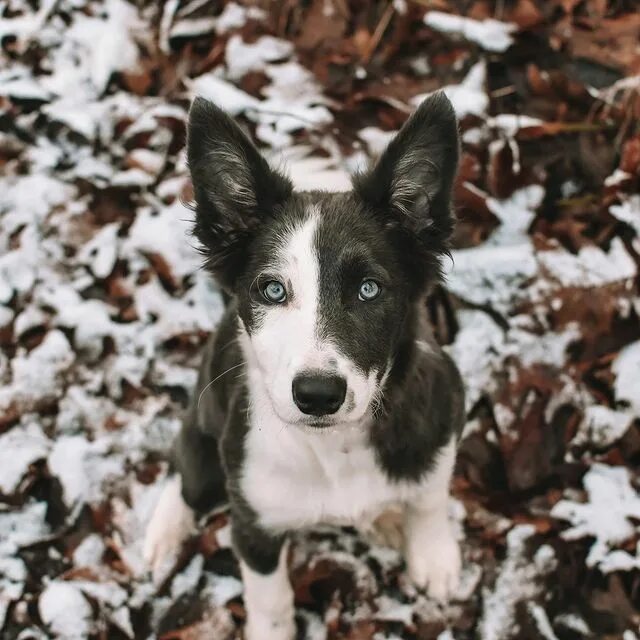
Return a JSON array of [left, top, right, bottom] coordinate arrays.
[[1, 1, 639, 639]]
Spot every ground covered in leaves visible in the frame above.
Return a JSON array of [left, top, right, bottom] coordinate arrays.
[[1, 0, 640, 638]]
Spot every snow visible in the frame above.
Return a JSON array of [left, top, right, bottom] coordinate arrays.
[[424, 11, 516, 52], [0, 501, 50, 554], [48, 435, 125, 507], [0, 330, 75, 416], [187, 74, 260, 115], [551, 464, 640, 570], [39, 581, 93, 639], [225, 34, 293, 80], [358, 127, 396, 156], [538, 238, 636, 288], [573, 405, 632, 448], [610, 196, 640, 253], [0, 557, 27, 628], [412, 61, 488, 119], [1, 0, 638, 636], [528, 602, 560, 640], [486, 185, 544, 246], [215, 2, 266, 34], [0, 421, 51, 494], [478, 526, 556, 640], [448, 242, 537, 313], [612, 340, 640, 416], [76, 222, 120, 279], [72, 534, 106, 568]]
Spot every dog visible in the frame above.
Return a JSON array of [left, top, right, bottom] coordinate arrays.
[[144, 92, 465, 640]]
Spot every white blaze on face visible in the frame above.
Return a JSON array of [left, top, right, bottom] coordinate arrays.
[[239, 208, 380, 425]]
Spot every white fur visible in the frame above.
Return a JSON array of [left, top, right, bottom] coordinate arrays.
[[241, 379, 458, 537], [143, 476, 195, 586], [239, 208, 379, 426], [240, 401, 460, 632], [404, 440, 461, 600], [241, 542, 295, 640]]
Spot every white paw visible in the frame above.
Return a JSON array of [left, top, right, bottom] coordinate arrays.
[[245, 611, 295, 640], [143, 476, 195, 586], [405, 532, 461, 602]]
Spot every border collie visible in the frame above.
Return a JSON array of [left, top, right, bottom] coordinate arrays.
[[144, 92, 465, 640]]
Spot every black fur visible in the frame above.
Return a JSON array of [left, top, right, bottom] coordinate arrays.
[[173, 93, 465, 575]]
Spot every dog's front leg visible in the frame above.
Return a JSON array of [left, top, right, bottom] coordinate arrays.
[[403, 440, 460, 601], [232, 511, 295, 640]]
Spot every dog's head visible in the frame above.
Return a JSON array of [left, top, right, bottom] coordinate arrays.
[[188, 94, 458, 428]]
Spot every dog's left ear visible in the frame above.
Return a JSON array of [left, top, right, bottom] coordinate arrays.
[[187, 97, 293, 289], [353, 92, 459, 246]]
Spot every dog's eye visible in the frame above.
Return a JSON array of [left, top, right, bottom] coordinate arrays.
[[262, 280, 287, 303], [359, 279, 381, 301]]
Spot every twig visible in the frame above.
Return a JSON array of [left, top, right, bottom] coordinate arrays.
[[361, 3, 396, 65]]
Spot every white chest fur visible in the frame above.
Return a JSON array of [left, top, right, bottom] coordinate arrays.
[[240, 403, 454, 532], [242, 420, 408, 531]]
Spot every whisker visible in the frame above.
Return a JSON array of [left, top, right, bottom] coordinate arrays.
[[197, 362, 246, 408]]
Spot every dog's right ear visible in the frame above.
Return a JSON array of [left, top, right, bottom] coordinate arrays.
[[187, 97, 293, 290]]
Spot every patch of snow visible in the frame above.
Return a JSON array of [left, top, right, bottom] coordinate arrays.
[[528, 602, 560, 640], [478, 525, 556, 640], [424, 11, 516, 52], [0, 421, 51, 494], [171, 554, 204, 599], [76, 223, 120, 279], [448, 242, 537, 313], [187, 74, 260, 115], [226, 35, 293, 80], [0, 502, 49, 555], [486, 114, 544, 137], [486, 185, 545, 246], [612, 340, 640, 416], [573, 405, 632, 448], [123, 201, 201, 282], [39, 581, 93, 639], [14, 305, 47, 338], [374, 594, 414, 626], [170, 16, 217, 40], [0, 330, 75, 417], [447, 310, 505, 410], [598, 542, 640, 573], [551, 464, 640, 570], [215, 2, 266, 34], [284, 154, 352, 192], [0, 556, 27, 629], [73, 534, 106, 568], [412, 61, 488, 119], [48, 435, 125, 507], [538, 238, 636, 288], [205, 573, 244, 605], [358, 127, 396, 157], [605, 169, 632, 187]]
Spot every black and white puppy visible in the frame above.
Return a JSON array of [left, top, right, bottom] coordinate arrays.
[[144, 93, 465, 640]]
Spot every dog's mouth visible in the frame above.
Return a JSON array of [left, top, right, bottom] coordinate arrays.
[[301, 416, 337, 429]]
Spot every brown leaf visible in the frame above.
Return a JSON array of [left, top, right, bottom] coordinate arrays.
[[620, 134, 640, 176], [159, 607, 235, 640]]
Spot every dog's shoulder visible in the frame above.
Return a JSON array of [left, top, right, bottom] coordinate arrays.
[[370, 327, 464, 483]]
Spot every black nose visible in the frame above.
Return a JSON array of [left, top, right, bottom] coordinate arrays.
[[292, 372, 347, 416]]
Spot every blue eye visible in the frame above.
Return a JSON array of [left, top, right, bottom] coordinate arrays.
[[359, 279, 380, 301], [263, 280, 287, 303]]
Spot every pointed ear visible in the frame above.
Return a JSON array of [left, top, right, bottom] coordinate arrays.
[[187, 97, 293, 289], [353, 92, 459, 248]]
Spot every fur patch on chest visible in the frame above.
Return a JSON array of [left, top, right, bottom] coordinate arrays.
[[240, 412, 453, 531]]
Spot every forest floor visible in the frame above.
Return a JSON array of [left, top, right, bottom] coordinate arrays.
[[1, 1, 639, 638]]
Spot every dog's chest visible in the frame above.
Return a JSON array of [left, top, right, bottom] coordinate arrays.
[[241, 424, 415, 531]]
